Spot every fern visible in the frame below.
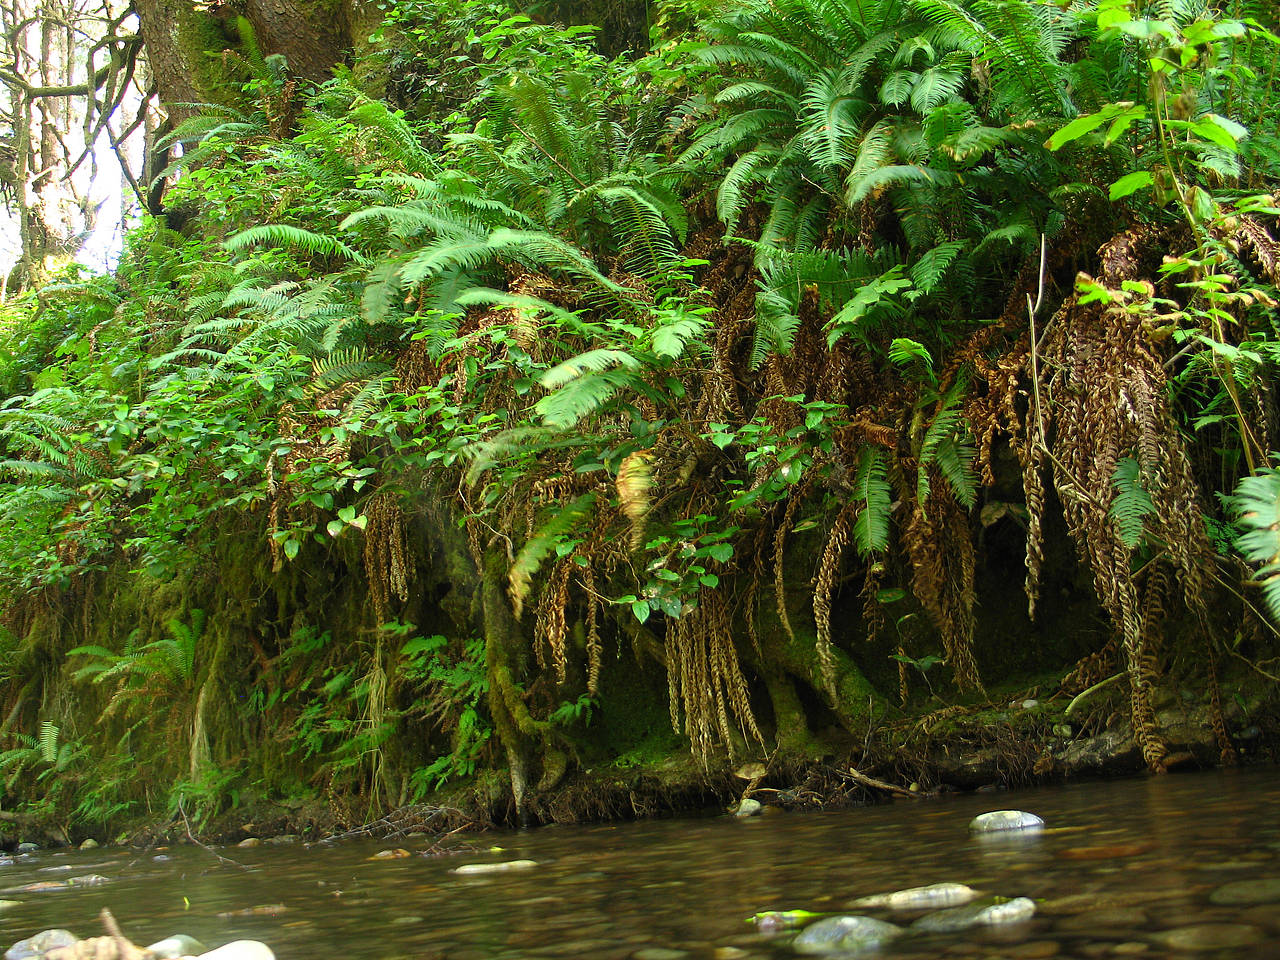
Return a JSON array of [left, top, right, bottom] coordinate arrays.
[[917, 380, 977, 508], [225, 225, 368, 265], [852, 446, 892, 556], [39, 720, 59, 764], [1111, 457, 1157, 549], [1228, 464, 1280, 622], [910, 240, 967, 293], [535, 352, 647, 429], [508, 492, 598, 617]]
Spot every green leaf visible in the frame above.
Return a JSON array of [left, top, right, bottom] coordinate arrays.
[[1192, 116, 1243, 152], [632, 600, 651, 623], [705, 543, 734, 564], [826, 267, 911, 345], [1046, 103, 1144, 151], [1109, 171, 1153, 200]]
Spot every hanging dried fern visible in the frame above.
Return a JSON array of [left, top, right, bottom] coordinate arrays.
[[365, 493, 412, 620], [1027, 228, 1221, 770], [665, 589, 763, 762], [616, 450, 654, 552]]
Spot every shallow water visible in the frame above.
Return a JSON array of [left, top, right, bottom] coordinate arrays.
[[3, 768, 1280, 959]]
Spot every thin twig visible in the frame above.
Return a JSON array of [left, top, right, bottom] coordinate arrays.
[[1027, 233, 1049, 448], [845, 767, 922, 800], [177, 799, 249, 870], [508, 117, 588, 189]]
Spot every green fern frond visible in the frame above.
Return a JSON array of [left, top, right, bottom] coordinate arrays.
[[1228, 464, 1280, 621], [852, 446, 892, 556], [535, 366, 646, 429], [38, 720, 59, 763], [508, 492, 598, 618], [751, 287, 803, 369], [917, 380, 976, 508], [1110, 456, 1156, 549], [911, 239, 967, 293], [225, 225, 368, 265]]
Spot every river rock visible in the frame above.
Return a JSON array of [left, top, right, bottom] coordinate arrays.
[[78, 839, 98, 851], [15, 844, 37, 854], [1208, 877, 1280, 906], [792, 916, 902, 954], [969, 810, 1044, 834], [1149, 924, 1265, 951], [734, 799, 762, 818], [195, 941, 275, 960], [452, 859, 538, 875], [912, 897, 1036, 933], [6, 929, 78, 960], [848, 882, 977, 910], [147, 935, 207, 959], [1055, 908, 1147, 932]]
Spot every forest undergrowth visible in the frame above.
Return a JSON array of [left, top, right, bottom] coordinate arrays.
[[2, 0, 1280, 841]]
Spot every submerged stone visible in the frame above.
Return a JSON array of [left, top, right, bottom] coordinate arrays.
[[15, 843, 37, 854], [912, 897, 1036, 933], [78, 839, 99, 851], [734, 799, 762, 817], [1150, 924, 1265, 951], [452, 859, 538, 875], [147, 935, 208, 959], [792, 916, 903, 954], [6, 929, 78, 960], [1208, 877, 1280, 906], [969, 810, 1044, 834], [194, 941, 276, 960], [848, 881, 977, 911]]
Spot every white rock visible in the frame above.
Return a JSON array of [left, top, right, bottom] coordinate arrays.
[[793, 916, 902, 954], [734, 798, 762, 817], [969, 810, 1044, 834], [912, 897, 1036, 932], [194, 941, 274, 960], [850, 882, 977, 910], [451, 859, 538, 875], [978, 897, 1036, 924], [146, 935, 207, 959]]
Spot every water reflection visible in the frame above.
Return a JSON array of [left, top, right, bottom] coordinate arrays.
[[1, 768, 1278, 960]]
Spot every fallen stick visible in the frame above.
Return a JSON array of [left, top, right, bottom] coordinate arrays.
[[846, 767, 921, 799]]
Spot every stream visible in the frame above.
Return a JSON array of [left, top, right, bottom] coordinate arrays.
[[3, 767, 1280, 959]]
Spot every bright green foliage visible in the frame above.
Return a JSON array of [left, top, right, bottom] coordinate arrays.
[[852, 447, 891, 556], [0, 0, 1276, 833], [1110, 457, 1156, 550], [1229, 465, 1280, 622]]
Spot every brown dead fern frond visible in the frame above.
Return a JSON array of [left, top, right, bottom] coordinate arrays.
[[616, 450, 654, 552], [903, 488, 982, 693], [365, 493, 412, 621], [773, 489, 806, 647], [665, 589, 763, 763], [580, 564, 602, 696], [814, 498, 859, 700], [1030, 226, 1221, 770], [534, 558, 572, 682]]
